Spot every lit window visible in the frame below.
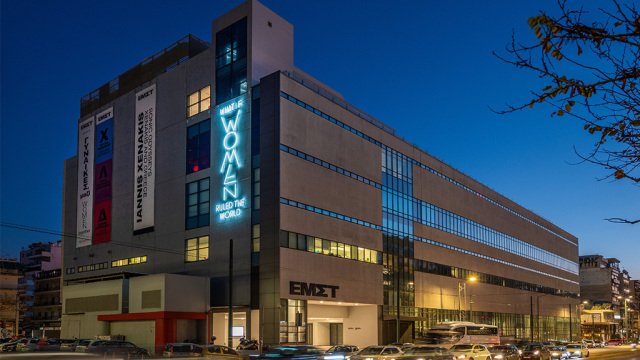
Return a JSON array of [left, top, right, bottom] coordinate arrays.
[[185, 236, 209, 262], [187, 86, 211, 117]]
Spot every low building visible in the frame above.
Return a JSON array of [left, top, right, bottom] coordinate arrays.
[[0, 259, 21, 338]]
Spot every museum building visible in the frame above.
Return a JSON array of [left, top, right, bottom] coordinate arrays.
[[60, 0, 580, 354]]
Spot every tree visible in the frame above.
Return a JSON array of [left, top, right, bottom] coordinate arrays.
[[495, 0, 640, 224]]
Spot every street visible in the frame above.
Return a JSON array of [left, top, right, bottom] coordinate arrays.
[[577, 346, 640, 360]]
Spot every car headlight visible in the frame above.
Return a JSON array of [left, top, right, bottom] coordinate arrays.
[[534, 350, 539, 355], [573, 351, 580, 355], [518, 350, 522, 355], [551, 352, 558, 356], [457, 355, 466, 359], [494, 355, 503, 359]]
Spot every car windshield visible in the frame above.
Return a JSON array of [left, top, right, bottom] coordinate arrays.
[[451, 345, 473, 351], [327, 346, 353, 353], [565, 345, 580, 349], [359, 347, 384, 355], [548, 347, 564, 351], [489, 346, 511, 351], [524, 345, 542, 351], [404, 347, 447, 355]]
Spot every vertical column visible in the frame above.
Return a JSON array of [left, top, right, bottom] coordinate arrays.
[[258, 72, 281, 345]]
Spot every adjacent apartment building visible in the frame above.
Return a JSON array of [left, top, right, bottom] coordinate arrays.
[[61, 0, 580, 354]]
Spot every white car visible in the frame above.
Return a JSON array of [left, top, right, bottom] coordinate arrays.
[[448, 344, 492, 360]]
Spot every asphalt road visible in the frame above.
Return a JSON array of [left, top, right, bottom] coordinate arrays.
[[577, 345, 640, 360]]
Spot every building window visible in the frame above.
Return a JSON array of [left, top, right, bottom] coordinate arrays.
[[252, 168, 260, 210], [186, 120, 211, 174], [216, 18, 247, 104], [186, 178, 210, 229], [185, 236, 209, 262], [112, 256, 148, 268], [187, 86, 211, 117]]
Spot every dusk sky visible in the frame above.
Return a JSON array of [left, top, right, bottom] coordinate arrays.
[[1, 1, 638, 276]]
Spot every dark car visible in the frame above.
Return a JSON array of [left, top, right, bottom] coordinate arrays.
[[86, 340, 150, 358], [162, 342, 203, 357], [0, 338, 26, 352], [521, 344, 551, 360], [488, 344, 520, 360], [323, 345, 360, 360], [256, 345, 325, 360], [402, 346, 456, 360]]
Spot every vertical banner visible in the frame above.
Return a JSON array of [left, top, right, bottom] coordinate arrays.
[[94, 107, 114, 244], [76, 117, 95, 247], [133, 84, 156, 232], [214, 95, 248, 222]]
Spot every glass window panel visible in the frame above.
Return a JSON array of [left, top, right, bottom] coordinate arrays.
[[337, 243, 345, 258], [288, 232, 296, 249], [188, 182, 198, 194], [314, 238, 322, 253], [306, 236, 314, 252], [330, 241, 338, 256], [188, 104, 199, 117], [188, 92, 199, 106], [297, 234, 306, 250], [188, 194, 198, 206], [201, 86, 211, 99], [198, 203, 209, 215], [187, 205, 198, 217], [345, 245, 351, 259], [358, 247, 365, 261], [201, 98, 211, 111], [322, 239, 330, 255]]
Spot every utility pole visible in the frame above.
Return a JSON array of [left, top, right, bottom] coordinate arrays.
[[228, 238, 233, 348]]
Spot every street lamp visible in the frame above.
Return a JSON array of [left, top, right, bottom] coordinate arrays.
[[458, 276, 477, 321]]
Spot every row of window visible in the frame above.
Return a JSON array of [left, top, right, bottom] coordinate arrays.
[[414, 258, 578, 297], [112, 256, 148, 268], [280, 91, 576, 246], [279, 197, 578, 286], [279, 230, 382, 265], [77, 262, 108, 273], [280, 144, 578, 275]]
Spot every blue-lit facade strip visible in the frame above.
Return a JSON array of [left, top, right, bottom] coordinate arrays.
[[279, 197, 579, 286], [280, 144, 578, 275], [280, 91, 577, 247]]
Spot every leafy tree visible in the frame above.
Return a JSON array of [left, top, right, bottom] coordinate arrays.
[[495, 0, 640, 224]]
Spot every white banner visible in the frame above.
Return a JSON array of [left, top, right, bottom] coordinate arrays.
[[76, 117, 95, 247], [133, 84, 156, 232]]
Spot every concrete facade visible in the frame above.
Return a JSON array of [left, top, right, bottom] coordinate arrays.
[[61, 0, 579, 353]]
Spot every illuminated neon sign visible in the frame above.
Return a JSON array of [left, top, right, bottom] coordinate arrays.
[[214, 96, 247, 221]]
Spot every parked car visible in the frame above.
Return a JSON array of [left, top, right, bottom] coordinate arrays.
[[202, 344, 244, 359], [163, 342, 203, 357], [86, 340, 150, 358], [488, 344, 520, 360], [545, 346, 570, 359], [564, 343, 589, 358], [401, 346, 457, 360], [75, 339, 106, 352], [0, 338, 26, 352], [323, 345, 360, 360], [448, 344, 492, 360], [59, 338, 82, 352], [521, 344, 551, 360], [256, 345, 325, 360], [581, 340, 595, 349], [606, 338, 623, 346], [592, 340, 604, 348], [351, 346, 403, 360], [16, 338, 39, 352]]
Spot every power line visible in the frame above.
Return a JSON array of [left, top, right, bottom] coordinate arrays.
[[1, 222, 186, 256]]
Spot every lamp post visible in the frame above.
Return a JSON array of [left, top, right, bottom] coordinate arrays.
[[457, 276, 477, 321]]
